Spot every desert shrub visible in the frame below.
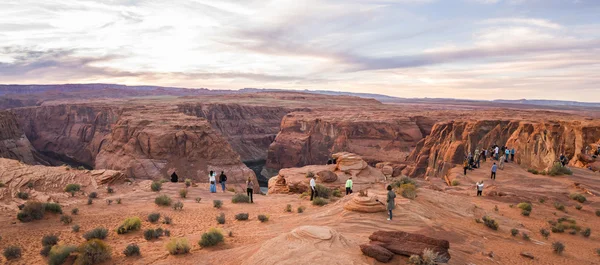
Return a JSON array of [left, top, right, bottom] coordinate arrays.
[[540, 228, 550, 239], [83, 227, 108, 240], [581, 228, 591, 238], [575, 204, 583, 210], [596, 210, 600, 216], [17, 201, 45, 222], [213, 200, 223, 209], [72, 208, 79, 215], [482, 216, 498, 230], [42, 234, 59, 247], [72, 225, 80, 232], [75, 239, 111, 264], [41, 245, 52, 257], [285, 204, 292, 212], [155, 195, 172, 206], [552, 241, 565, 254], [165, 229, 171, 237], [511, 228, 519, 236], [297, 206, 305, 213], [258, 214, 269, 222], [235, 213, 249, 221], [451, 179, 460, 186], [148, 213, 161, 223], [312, 197, 328, 206], [151, 181, 162, 192], [569, 229, 577, 235], [539, 198, 546, 203], [332, 189, 342, 197], [558, 216, 577, 224], [44, 203, 62, 214], [494, 205, 499, 212], [528, 168, 539, 175], [65, 184, 81, 192], [422, 248, 441, 265], [106, 187, 114, 194], [315, 184, 332, 199], [548, 164, 573, 176], [596, 248, 600, 256], [517, 202, 532, 211], [144, 229, 163, 241], [179, 189, 187, 199], [522, 233, 530, 240], [106, 199, 113, 205], [232, 193, 250, 203], [407, 255, 422, 265], [522, 210, 531, 216], [173, 201, 184, 211], [87, 198, 93, 205], [216, 213, 226, 224], [17, 192, 29, 200], [116, 198, 121, 204], [306, 171, 314, 178], [48, 245, 76, 265], [475, 218, 482, 223], [199, 228, 224, 247], [184, 179, 192, 187], [88, 192, 98, 199], [163, 216, 172, 225], [0, 181, 4, 187], [569, 193, 587, 203], [195, 198, 202, 203], [117, 217, 142, 234], [392, 176, 416, 188], [60, 214, 73, 225], [400, 183, 417, 199], [551, 223, 566, 233], [554, 202, 565, 211], [166, 238, 191, 255], [3, 246, 22, 260], [123, 244, 140, 257]]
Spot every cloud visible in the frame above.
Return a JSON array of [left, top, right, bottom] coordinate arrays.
[[482, 18, 562, 29]]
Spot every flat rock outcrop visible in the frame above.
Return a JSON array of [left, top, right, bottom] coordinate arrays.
[[334, 152, 368, 172], [344, 194, 386, 213], [0, 111, 37, 164], [243, 226, 368, 265], [317, 170, 338, 183], [362, 230, 451, 263]]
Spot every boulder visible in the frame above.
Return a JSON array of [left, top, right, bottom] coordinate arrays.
[[317, 170, 338, 183], [360, 244, 394, 263], [344, 194, 386, 213], [333, 152, 368, 172], [267, 174, 290, 194], [367, 230, 451, 263], [382, 166, 393, 176]]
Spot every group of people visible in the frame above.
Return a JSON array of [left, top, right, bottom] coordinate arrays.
[[170, 170, 256, 203], [461, 145, 516, 197]]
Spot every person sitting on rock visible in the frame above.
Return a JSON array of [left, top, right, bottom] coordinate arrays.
[[170, 171, 179, 183], [218, 171, 227, 192], [386, 185, 396, 221], [209, 171, 217, 193], [476, 181, 484, 196], [310, 175, 318, 201], [345, 177, 353, 195], [491, 163, 497, 180]]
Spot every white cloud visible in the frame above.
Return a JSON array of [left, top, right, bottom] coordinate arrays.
[[482, 18, 562, 29]]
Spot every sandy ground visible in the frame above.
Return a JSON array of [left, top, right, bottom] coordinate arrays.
[[1, 162, 600, 265]]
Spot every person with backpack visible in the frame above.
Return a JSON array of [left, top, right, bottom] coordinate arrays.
[[246, 177, 254, 203], [491, 163, 497, 180], [345, 177, 353, 195], [209, 171, 217, 193], [218, 171, 227, 192]]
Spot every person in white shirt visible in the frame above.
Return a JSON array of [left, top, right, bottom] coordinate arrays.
[[494, 146, 499, 160], [209, 171, 217, 193], [476, 181, 484, 196], [310, 176, 318, 201]]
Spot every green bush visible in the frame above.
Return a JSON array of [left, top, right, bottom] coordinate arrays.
[[554, 202, 565, 211], [522, 233, 530, 240], [552, 241, 565, 255], [522, 210, 531, 216], [144, 229, 163, 241], [517, 202, 532, 212], [3, 246, 22, 260], [235, 213, 249, 221], [88, 192, 98, 199], [285, 204, 292, 212], [400, 183, 417, 199], [511, 228, 519, 236], [195, 198, 202, 203], [87, 198, 93, 205], [164, 229, 171, 237], [42, 234, 59, 247], [312, 197, 328, 206], [596, 210, 600, 217], [232, 193, 250, 203], [41, 245, 52, 257], [163, 216, 172, 225], [155, 195, 172, 206], [151, 181, 162, 192], [539, 198, 546, 203], [166, 238, 191, 255], [117, 217, 142, 234], [258, 214, 269, 222], [581, 228, 591, 238], [216, 213, 225, 224], [552, 223, 566, 233], [17, 201, 45, 222], [44, 203, 62, 214], [106, 187, 114, 194], [575, 204, 583, 210], [123, 244, 140, 257], [548, 164, 573, 176], [569, 193, 587, 203], [75, 239, 111, 264], [0, 181, 4, 187], [314, 184, 332, 199], [65, 184, 81, 192], [482, 216, 499, 230], [332, 189, 342, 197], [540, 228, 550, 239], [179, 189, 187, 199], [297, 206, 305, 213], [72, 208, 79, 215], [83, 227, 108, 240], [213, 200, 223, 209], [391, 177, 416, 188], [17, 192, 29, 200], [528, 168, 540, 175], [569, 229, 577, 235], [185, 179, 192, 187], [148, 213, 161, 223], [48, 245, 76, 265], [199, 229, 224, 247], [60, 215, 73, 225], [72, 225, 80, 233], [116, 198, 121, 204], [173, 201, 184, 211], [451, 179, 460, 186]]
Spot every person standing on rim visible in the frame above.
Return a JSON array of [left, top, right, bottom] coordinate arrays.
[[511, 148, 516, 161], [476, 181, 484, 196], [246, 177, 254, 203], [218, 171, 227, 192], [505, 148, 510, 163], [386, 185, 396, 221], [310, 175, 318, 201], [491, 163, 497, 180], [345, 177, 353, 195], [209, 171, 217, 193]]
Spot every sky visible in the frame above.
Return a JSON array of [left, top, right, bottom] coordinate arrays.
[[0, 0, 599, 101]]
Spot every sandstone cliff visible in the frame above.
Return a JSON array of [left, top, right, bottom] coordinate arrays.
[[0, 111, 37, 164], [407, 119, 600, 178], [265, 111, 434, 175]]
